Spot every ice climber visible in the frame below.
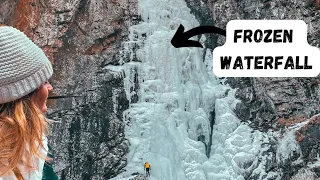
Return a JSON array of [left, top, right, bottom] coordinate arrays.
[[144, 162, 151, 177]]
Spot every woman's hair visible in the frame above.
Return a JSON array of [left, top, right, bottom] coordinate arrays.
[[0, 26, 54, 180], [0, 91, 50, 178]]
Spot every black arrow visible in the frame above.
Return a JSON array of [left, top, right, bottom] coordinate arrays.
[[171, 24, 226, 48]]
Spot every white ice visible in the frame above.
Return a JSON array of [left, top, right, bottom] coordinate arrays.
[[107, 0, 306, 179]]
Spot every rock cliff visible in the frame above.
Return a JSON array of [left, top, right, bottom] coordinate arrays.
[[0, 0, 319, 179], [208, 0, 320, 178], [0, 0, 138, 179]]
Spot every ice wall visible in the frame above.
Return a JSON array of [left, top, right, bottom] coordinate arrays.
[[108, 0, 268, 179]]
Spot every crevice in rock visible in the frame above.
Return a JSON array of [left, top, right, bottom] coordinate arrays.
[[207, 109, 215, 157], [130, 67, 139, 103]]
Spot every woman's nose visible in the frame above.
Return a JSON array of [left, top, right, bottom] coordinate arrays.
[[45, 82, 53, 91]]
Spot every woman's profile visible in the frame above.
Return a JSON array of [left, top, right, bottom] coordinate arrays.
[[0, 26, 58, 179]]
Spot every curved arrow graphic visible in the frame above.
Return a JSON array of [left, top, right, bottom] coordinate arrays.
[[171, 24, 226, 48]]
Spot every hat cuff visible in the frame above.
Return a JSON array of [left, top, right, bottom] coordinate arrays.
[[0, 62, 53, 104]]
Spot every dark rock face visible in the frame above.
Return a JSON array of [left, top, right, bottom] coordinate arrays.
[[1, 0, 320, 179], [0, 0, 138, 179], [297, 117, 320, 164], [208, 0, 320, 128], [48, 70, 130, 179], [207, 0, 320, 179], [184, 0, 218, 50], [232, 78, 320, 131], [44, 0, 139, 178], [0, 0, 17, 24]]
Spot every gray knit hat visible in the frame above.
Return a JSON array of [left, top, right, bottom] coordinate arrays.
[[0, 26, 53, 104]]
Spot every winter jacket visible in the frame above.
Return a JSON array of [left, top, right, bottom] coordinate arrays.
[[0, 136, 58, 180], [144, 163, 150, 169]]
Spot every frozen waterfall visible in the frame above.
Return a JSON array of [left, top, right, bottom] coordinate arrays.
[[107, 0, 271, 179]]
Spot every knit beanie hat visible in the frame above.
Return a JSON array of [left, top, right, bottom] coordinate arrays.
[[0, 26, 53, 104]]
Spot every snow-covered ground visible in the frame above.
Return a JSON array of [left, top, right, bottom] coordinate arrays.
[[107, 0, 316, 179]]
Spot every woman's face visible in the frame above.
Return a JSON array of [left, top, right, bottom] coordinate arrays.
[[31, 82, 53, 113]]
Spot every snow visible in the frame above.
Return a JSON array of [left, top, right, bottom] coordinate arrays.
[[276, 130, 300, 164]]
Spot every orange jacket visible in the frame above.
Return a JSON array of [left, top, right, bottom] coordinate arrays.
[[144, 163, 150, 168]]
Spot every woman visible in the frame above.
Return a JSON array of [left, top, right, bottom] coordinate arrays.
[[0, 26, 58, 179]]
